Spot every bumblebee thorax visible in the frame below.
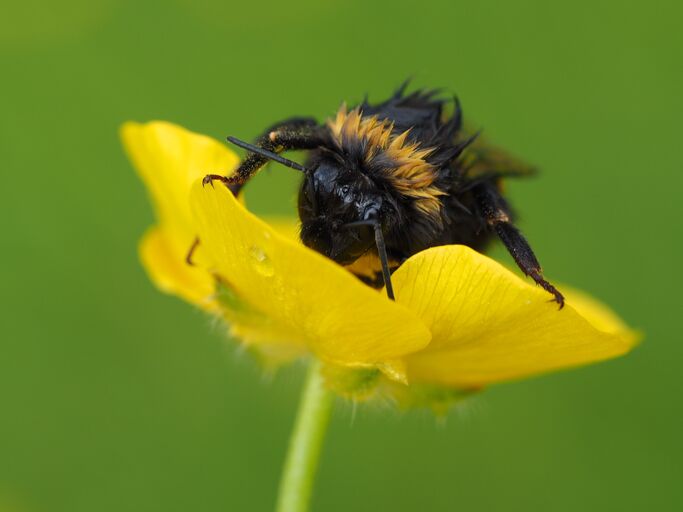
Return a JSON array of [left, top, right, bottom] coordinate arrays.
[[326, 105, 446, 224]]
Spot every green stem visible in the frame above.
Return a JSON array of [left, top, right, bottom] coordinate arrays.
[[275, 360, 334, 512]]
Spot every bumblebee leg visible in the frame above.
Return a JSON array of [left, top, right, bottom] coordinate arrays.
[[203, 117, 326, 195], [473, 182, 565, 308], [185, 236, 200, 266]]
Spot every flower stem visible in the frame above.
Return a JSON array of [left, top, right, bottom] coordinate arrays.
[[275, 360, 334, 512]]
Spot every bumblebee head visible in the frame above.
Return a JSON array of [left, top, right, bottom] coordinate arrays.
[[225, 136, 393, 268], [298, 157, 387, 265]]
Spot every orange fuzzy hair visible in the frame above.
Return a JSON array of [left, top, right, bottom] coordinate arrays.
[[327, 105, 446, 223]]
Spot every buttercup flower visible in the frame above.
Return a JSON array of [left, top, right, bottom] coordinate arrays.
[[121, 120, 639, 406]]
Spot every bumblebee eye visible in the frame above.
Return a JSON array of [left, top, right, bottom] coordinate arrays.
[[304, 179, 317, 209]]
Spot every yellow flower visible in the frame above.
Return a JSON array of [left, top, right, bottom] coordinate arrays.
[[121, 121, 639, 405]]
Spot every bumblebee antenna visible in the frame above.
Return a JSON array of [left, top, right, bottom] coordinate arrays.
[[226, 136, 309, 173], [345, 216, 395, 300], [372, 222, 395, 300]]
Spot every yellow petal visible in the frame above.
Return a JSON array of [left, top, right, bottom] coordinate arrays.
[[121, 121, 239, 231], [263, 217, 394, 282], [213, 279, 310, 364], [121, 121, 239, 305], [190, 181, 431, 368], [139, 227, 214, 306], [561, 286, 641, 340], [391, 245, 638, 387], [262, 216, 301, 242]]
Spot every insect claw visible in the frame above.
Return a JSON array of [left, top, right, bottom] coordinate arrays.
[[528, 270, 564, 309], [543, 286, 565, 309], [555, 292, 565, 310], [546, 294, 565, 310], [202, 174, 230, 188]]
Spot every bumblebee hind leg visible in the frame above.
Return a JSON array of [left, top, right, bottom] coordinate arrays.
[[473, 182, 565, 308]]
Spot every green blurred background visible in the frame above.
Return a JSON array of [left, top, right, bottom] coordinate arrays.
[[1, 0, 681, 510]]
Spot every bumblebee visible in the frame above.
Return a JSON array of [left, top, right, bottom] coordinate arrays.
[[203, 84, 564, 307]]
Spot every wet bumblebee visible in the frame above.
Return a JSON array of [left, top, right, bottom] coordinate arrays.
[[203, 83, 564, 307]]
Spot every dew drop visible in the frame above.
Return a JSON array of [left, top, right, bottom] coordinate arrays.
[[248, 245, 274, 277]]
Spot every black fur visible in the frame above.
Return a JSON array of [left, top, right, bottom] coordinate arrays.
[[300, 87, 491, 265]]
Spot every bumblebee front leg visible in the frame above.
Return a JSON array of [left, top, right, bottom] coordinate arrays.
[[473, 182, 565, 308], [203, 117, 326, 195]]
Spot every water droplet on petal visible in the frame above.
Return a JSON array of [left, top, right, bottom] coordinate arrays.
[[248, 246, 274, 277]]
